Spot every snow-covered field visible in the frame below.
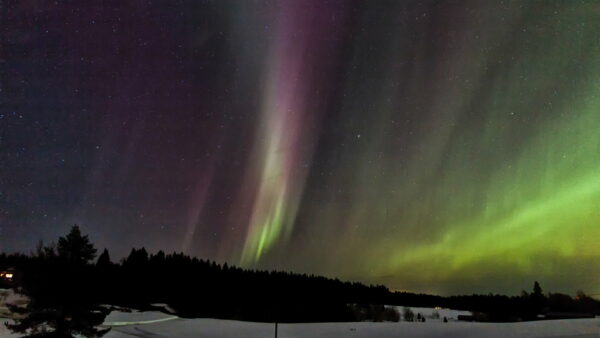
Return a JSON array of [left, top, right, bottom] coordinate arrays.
[[3, 309, 598, 338], [1, 290, 599, 338], [100, 309, 600, 338]]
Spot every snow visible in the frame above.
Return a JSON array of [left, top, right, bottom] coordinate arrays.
[[0, 288, 27, 317], [0, 288, 27, 338], [104, 310, 178, 326], [102, 308, 600, 338], [1, 299, 599, 337]]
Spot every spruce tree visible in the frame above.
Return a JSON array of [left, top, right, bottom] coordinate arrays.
[[57, 225, 97, 264], [96, 249, 111, 268]]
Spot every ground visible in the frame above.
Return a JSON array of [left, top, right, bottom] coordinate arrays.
[[1, 289, 599, 337], [101, 310, 600, 338]]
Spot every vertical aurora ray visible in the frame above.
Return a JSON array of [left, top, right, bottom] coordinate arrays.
[[181, 165, 214, 254], [239, 1, 337, 264]]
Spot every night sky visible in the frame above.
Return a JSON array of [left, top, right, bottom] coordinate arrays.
[[2, 1, 600, 296]]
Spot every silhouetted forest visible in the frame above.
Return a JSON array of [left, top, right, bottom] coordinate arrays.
[[1, 226, 599, 333]]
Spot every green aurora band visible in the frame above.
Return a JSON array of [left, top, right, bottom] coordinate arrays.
[[241, 2, 600, 296]]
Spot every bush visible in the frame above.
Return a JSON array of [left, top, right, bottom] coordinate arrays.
[[382, 306, 400, 322], [349, 304, 399, 322], [403, 307, 415, 321]]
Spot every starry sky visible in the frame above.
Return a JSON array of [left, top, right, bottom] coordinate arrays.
[[2, 0, 600, 296]]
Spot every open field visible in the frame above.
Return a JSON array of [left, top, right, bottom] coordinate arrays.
[[1, 289, 598, 337], [3, 308, 597, 338]]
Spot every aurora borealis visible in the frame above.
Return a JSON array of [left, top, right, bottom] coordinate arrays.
[[2, 1, 600, 296]]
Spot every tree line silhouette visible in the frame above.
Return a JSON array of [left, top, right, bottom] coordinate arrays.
[[1, 225, 599, 337]]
